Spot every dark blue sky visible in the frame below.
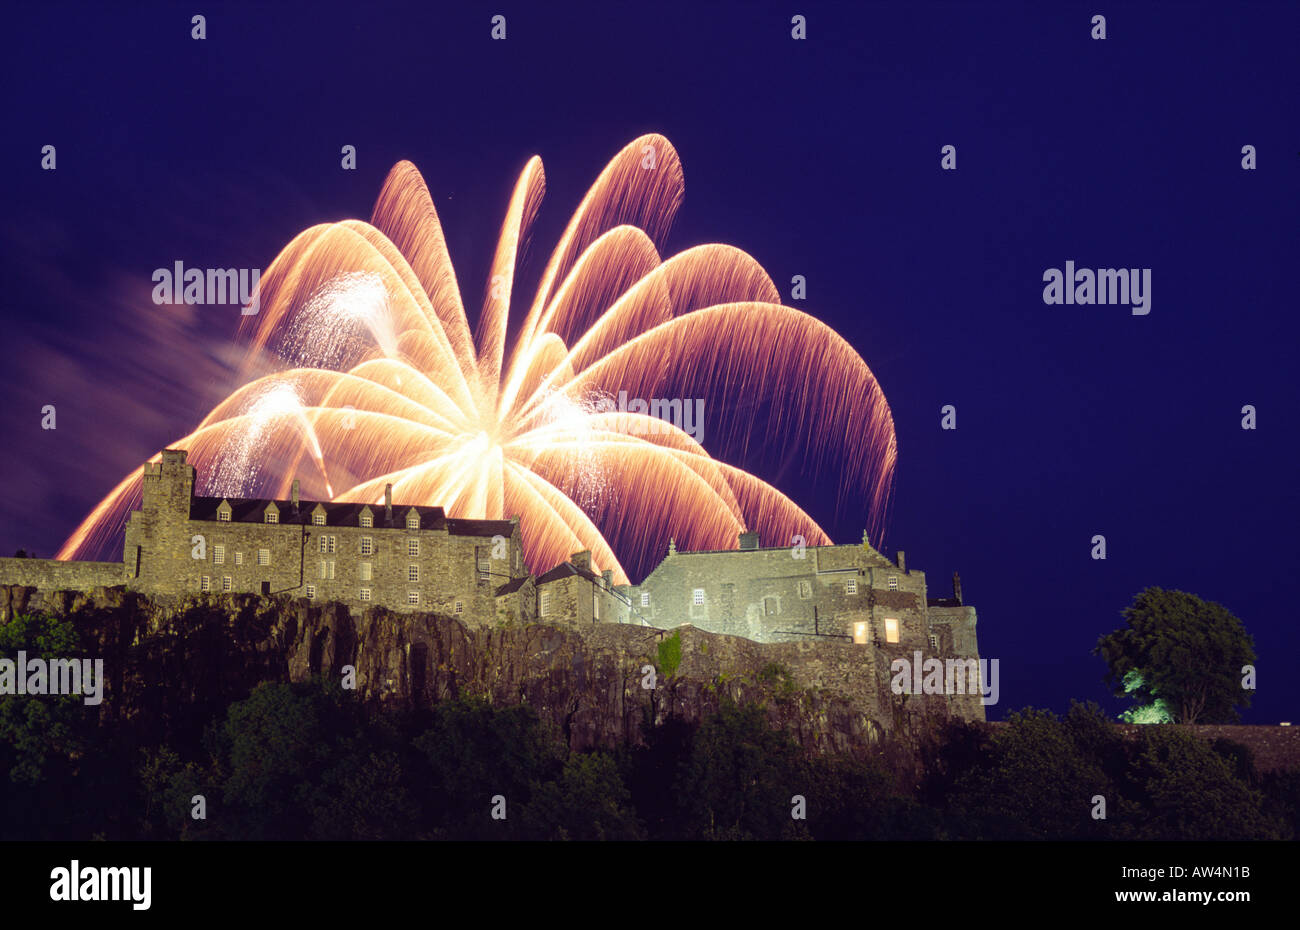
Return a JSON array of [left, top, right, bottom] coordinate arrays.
[[2, 1, 1297, 722]]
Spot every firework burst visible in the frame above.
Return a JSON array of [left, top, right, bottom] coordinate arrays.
[[58, 135, 896, 584]]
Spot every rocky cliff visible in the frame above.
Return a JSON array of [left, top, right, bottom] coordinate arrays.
[[0, 585, 966, 756]]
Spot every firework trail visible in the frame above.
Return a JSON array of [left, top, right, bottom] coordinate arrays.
[[57, 135, 896, 584]]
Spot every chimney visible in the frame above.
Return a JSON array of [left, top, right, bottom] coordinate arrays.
[[896, 550, 906, 573], [571, 550, 592, 572], [602, 569, 613, 589], [953, 571, 963, 605], [291, 479, 300, 512], [668, 537, 676, 556], [738, 530, 759, 550], [384, 483, 393, 522]]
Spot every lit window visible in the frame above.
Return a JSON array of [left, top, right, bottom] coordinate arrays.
[[235, 551, 244, 566], [214, 545, 225, 565], [265, 511, 278, 524], [853, 621, 869, 644], [640, 592, 649, 607], [313, 513, 326, 526], [359, 562, 372, 581], [408, 565, 419, 583], [888, 575, 898, 591], [307, 584, 316, 599], [360, 514, 373, 528], [407, 539, 419, 558], [222, 576, 232, 592], [258, 549, 270, 566], [200, 575, 210, 592], [360, 588, 371, 602], [884, 618, 899, 643], [218, 508, 230, 522], [692, 588, 705, 606], [407, 513, 419, 530], [454, 601, 464, 615], [408, 591, 419, 605], [847, 578, 858, 594], [360, 536, 373, 556], [540, 591, 550, 616]]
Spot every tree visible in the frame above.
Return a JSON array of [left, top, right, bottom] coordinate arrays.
[[520, 752, 644, 840], [1094, 588, 1255, 724]]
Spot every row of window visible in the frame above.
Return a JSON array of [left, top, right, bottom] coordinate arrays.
[[219, 508, 421, 530], [212, 545, 272, 566]]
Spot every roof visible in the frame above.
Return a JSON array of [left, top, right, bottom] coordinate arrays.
[[537, 561, 606, 587], [494, 576, 531, 597], [188, 496, 512, 537]]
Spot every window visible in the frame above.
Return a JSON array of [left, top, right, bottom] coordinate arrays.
[[265, 511, 278, 524], [234, 551, 244, 566], [319, 561, 334, 580], [478, 558, 490, 580], [360, 588, 371, 602], [540, 591, 550, 616], [312, 513, 326, 526], [306, 584, 316, 599], [218, 509, 230, 522], [797, 580, 811, 599], [640, 592, 650, 607], [200, 575, 210, 592], [764, 596, 777, 616], [407, 539, 419, 558], [408, 591, 420, 605], [888, 575, 898, 591], [222, 576, 232, 592], [853, 621, 869, 644], [884, 618, 900, 643], [928, 633, 939, 652], [319, 535, 336, 554], [359, 562, 372, 581], [407, 513, 419, 530], [692, 588, 705, 606], [408, 565, 419, 583], [360, 514, 373, 528], [846, 578, 858, 594], [360, 536, 373, 556], [454, 601, 464, 615], [258, 549, 270, 566], [214, 545, 225, 565]]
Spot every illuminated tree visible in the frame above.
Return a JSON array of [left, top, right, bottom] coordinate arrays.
[[1094, 588, 1255, 724]]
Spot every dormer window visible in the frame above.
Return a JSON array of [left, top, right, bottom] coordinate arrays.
[[312, 513, 325, 526], [406, 512, 419, 530], [265, 511, 278, 524], [217, 501, 232, 522], [360, 513, 373, 528]]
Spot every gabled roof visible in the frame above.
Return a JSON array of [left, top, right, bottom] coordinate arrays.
[[537, 561, 605, 587], [495, 576, 530, 597]]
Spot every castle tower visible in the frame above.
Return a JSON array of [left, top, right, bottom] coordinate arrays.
[[140, 449, 195, 517]]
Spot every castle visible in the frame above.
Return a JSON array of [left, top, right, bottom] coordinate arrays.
[[0, 449, 985, 718]]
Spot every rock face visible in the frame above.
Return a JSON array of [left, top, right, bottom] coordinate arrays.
[[0, 585, 970, 755]]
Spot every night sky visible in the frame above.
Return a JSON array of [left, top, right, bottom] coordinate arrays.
[[2, 1, 1297, 723]]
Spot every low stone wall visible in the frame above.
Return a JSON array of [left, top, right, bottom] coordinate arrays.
[[0, 559, 126, 594], [1113, 723, 1300, 774]]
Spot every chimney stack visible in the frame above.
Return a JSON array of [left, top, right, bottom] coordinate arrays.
[[738, 530, 760, 550], [384, 483, 393, 522], [571, 550, 592, 572], [291, 479, 300, 512], [953, 571, 963, 605], [602, 569, 613, 589], [896, 550, 906, 573]]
